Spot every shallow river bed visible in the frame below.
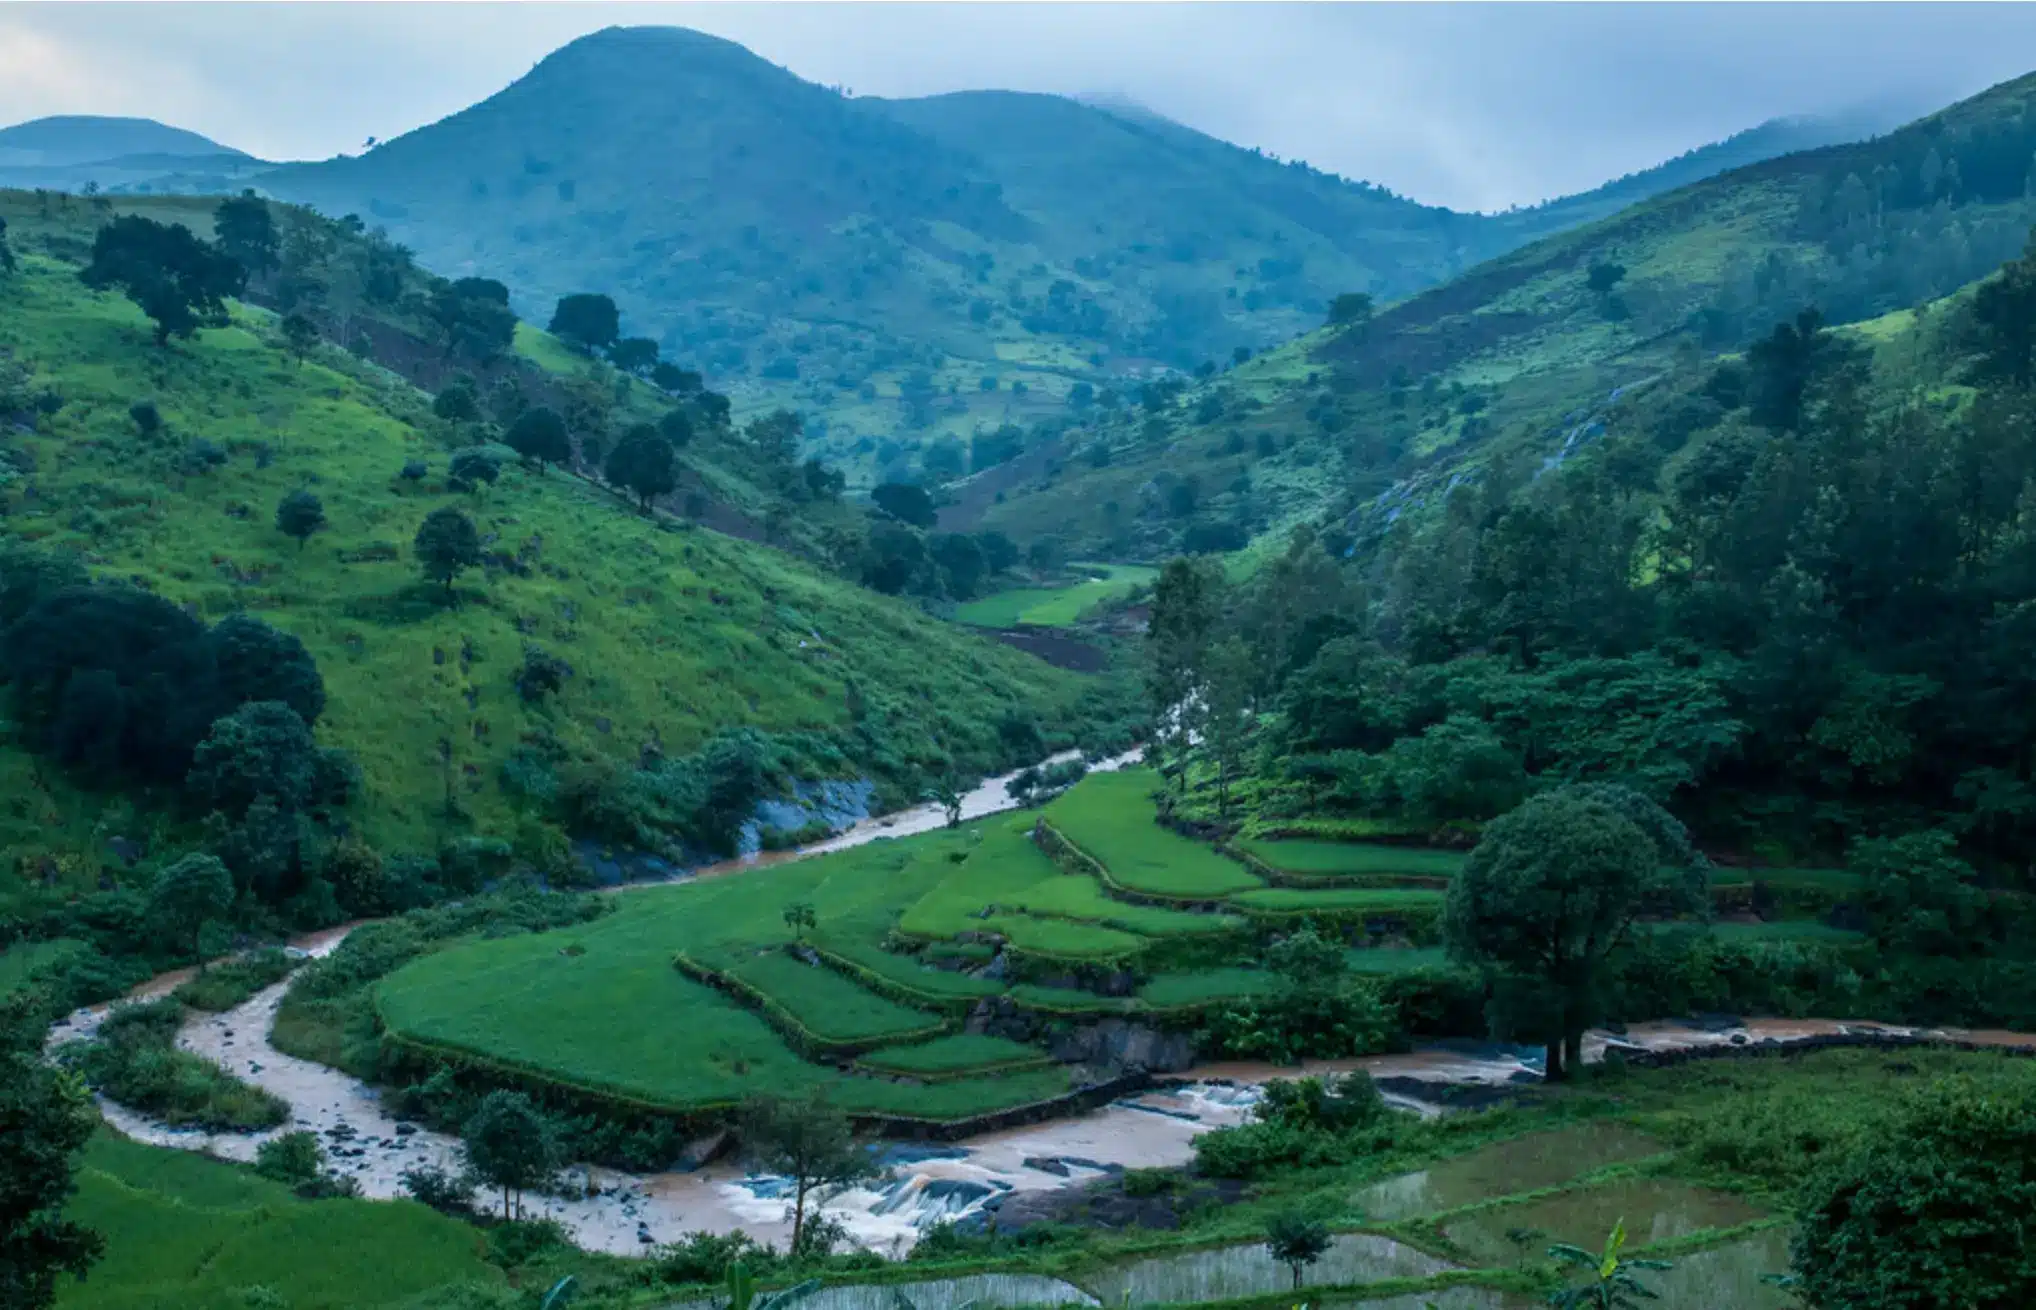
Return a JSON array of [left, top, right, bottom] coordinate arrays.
[[44, 745, 2036, 1261]]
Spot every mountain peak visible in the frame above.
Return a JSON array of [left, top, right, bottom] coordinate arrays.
[[0, 115, 246, 167]]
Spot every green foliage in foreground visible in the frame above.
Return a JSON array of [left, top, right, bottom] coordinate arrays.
[[55, 1135, 501, 1310], [1792, 1075, 2036, 1309]]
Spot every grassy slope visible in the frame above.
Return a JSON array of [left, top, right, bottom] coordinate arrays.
[[0, 197, 1086, 871], [58, 1135, 499, 1310], [969, 71, 2036, 557]]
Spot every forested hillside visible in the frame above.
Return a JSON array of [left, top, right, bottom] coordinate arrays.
[[964, 69, 2036, 561], [0, 188, 1116, 940], [243, 26, 1872, 486]]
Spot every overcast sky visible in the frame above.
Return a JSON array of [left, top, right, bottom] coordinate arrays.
[[3, 3, 2035, 211]]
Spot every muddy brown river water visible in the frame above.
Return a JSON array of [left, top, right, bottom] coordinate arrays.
[[45, 747, 2036, 1259]]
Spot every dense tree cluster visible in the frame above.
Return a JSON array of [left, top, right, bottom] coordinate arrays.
[[79, 215, 245, 345]]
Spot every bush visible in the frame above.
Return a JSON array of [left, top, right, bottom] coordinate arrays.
[[255, 1131, 325, 1187], [401, 1166, 476, 1215], [653, 1230, 779, 1285], [62, 999, 288, 1131], [1193, 1073, 1403, 1179], [173, 948, 296, 1012]]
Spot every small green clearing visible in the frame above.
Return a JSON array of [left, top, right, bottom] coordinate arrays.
[[954, 563, 1157, 627], [1045, 769, 1263, 898]]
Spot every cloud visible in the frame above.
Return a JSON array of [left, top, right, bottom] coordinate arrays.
[[3, 3, 2034, 210]]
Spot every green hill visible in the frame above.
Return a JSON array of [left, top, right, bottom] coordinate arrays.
[[960, 69, 2036, 559], [248, 26, 1875, 486], [0, 189, 1101, 902]]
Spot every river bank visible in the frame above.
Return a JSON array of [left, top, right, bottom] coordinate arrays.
[[43, 745, 2036, 1259]]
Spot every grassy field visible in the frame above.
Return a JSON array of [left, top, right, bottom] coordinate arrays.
[[720, 951, 944, 1046], [854, 1033, 1051, 1077], [376, 825, 1072, 1118], [58, 1134, 500, 1310], [1227, 887, 1448, 916], [0, 194, 1089, 878], [954, 564, 1157, 628], [1237, 839, 1466, 881], [1044, 769, 1264, 899]]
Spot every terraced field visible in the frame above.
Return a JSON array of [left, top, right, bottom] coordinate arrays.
[[371, 768, 1870, 1126]]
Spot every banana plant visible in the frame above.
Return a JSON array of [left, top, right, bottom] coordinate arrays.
[[725, 1262, 824, 1310], [1547, 1220, 1672, 1308]]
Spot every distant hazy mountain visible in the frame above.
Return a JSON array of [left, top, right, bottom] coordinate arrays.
[[0, 115, 262, 194], [0, 115, 247, 167], [252, 23, 1883, 453]]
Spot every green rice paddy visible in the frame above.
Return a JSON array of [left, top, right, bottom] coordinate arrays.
[[1237, 838, 1466, 881], [1044, 769, 1264, 898], [371, 767, 1863, 1125]]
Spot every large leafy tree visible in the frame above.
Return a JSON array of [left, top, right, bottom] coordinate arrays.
[[739, 1091, 881, 1255], [80, 215, 245, 345], [462, 1091, 561, 1221], [274, 489, 325, 549], [1444, 785, 1706, 1080], [1793, 1077, 2036, 1308], [548, 293, 620, 355], [505, 406, 571, 470], [0, 998, 103, 1309], [212, 193, 279, 279], [604, 423, 676, 511], [413, 507, 482, 599], [145, 852, 234, 971], [428, 277, 517, 365], [1145, 554, 1225, 801]]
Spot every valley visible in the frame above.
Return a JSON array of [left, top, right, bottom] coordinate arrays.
[[4, 14, 2036, 1310]]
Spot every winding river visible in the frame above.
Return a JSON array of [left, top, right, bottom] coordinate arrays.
[[44, 750, 2036, 1259]]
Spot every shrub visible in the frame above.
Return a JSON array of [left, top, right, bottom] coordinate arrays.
[[400, 1165, 476, 1215], [255, 1130, 325, 1187]]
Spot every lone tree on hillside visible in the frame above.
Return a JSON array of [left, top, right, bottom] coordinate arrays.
[[213, 193, 279, 280], [428, 276, 517, 365], [1265, 1210, 1331, 1290], [79, 215, 246, 345], [505, 406, 571, 471], [280, 312, 318, 365], [146, 853, 234, 973], [0, 216, 16, 273], [549, 292, 620, 355], [462, 1091, 561, 1221], [607, 336, 659, 376], [275, 489, 325, 549], [448, 448, 501, 496], [414, 506, 482, 600], [782, 902, 815, 943], [739, 1091, 882, 1256], [604, 423, 677, 511], [657, 407, 694, 449], [1326, 291, 1372, 328], [1443, 784, 1707, 1081], [870, 481, 936, 528], [433, 378, 482, 425], [1792, 1076, 2036, 1307]]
